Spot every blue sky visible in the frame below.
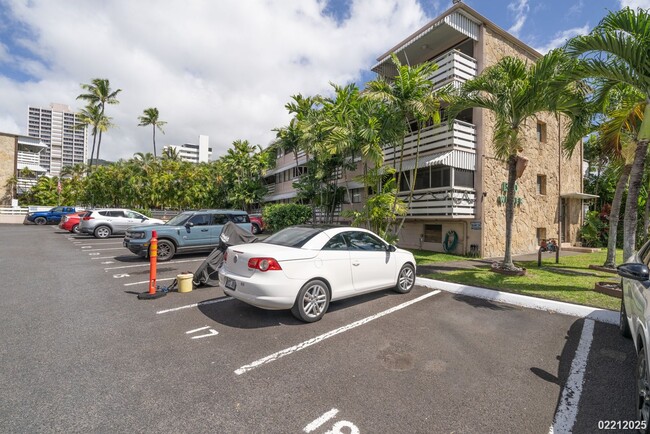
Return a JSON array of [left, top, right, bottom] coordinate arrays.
[[0, 0, 645, 161]]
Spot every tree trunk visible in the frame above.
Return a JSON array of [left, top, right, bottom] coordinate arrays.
[[603, 163, 631, 268], [396, 124, 422, 236], [501, 155, 519, 270], [623, 140, 649, 261], [153, 125, 157, 159], [645, 174, 650, 243]]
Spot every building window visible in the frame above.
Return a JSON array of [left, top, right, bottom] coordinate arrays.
[[455, 169, 474, 188], [537, 122, 547, 143], [536, 175, 547, 195], [351, 188, 362, 203], [424, 224, 442, 243], [409, 167, 451, 191], [536, 228, 547, 246]]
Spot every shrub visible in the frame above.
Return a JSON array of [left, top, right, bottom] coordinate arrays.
[[262, 203, 311, 232]]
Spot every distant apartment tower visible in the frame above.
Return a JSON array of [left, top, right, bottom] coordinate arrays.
[[163, 135, 212, 163], [27, 103, 87, 176]]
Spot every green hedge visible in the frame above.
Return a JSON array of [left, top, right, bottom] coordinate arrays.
[[262, 204, 311, 232]]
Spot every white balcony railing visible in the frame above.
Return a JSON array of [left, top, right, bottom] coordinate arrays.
[[383, 120, 476, 162], [428, 49, 477, 90], [398, 188, 476, 218]]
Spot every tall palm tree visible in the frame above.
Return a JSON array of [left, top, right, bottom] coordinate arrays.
[[77, 78, 121, 165], [138, 107, 166, 158], [161, 146, 181, 161], [566, 7, 650, 260], [365, 54, 451, 235], [448, 50, 588, 271]]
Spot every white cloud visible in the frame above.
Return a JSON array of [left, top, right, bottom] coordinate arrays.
[[619, 0, 650, 8], [0, 0, 430, 161], [533, 25, 591, 54], [508, 0, 529, 37]]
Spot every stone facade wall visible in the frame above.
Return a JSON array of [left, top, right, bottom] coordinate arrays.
[[0, 133, 17, 206], [478, 27, 583, 258]]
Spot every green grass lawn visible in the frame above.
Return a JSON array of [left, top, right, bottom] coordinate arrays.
[[412, 249, 623, 311]]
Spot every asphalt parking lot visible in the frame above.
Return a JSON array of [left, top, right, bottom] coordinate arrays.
[[0, 224, 638, 433]]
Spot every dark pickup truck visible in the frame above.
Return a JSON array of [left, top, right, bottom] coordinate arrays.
[[24, 206, 78, 225]]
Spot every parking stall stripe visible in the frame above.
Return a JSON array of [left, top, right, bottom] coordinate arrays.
[[550, 318, 595, 434], [234, 290, 442, 376], [80, 247, 126, 251], [124, 277, 175, 286], [104, 258, 203, 270], [156, 297, 234, 314]]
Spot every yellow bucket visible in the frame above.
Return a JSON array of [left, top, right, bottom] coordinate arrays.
[[177, 273, 193, 293]]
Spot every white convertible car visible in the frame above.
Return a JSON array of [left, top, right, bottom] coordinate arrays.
[[219, 225, 417, 322]]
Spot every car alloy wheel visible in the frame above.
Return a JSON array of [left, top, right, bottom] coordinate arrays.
[[292, 279, 329, 322], [94, 226, 111, 239], [394, 264, 415, 294], [72, 224, 80, 234], [156, 240, 175, 262], [638, 349, 650, 430], [35, 217, 46, 225], [252, 223, 261, 235]]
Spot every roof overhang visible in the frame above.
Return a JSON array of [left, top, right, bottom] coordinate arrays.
[[560, 192, 599, 200], [395, 149, 476, 172]]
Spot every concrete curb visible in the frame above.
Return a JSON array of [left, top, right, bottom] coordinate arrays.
[[416, 276, 619, 325]]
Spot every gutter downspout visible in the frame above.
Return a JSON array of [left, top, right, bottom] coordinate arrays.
[[557, 114, 561, 264]]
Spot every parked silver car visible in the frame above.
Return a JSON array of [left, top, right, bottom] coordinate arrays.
[[79, 209, 164, 238], [618, 240, 650, 430]]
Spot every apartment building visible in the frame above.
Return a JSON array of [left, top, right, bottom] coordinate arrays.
[[27, 103, 87, 176], [0, 132, 48, 205], [262, 3, 591, 258], [163, 135, 212, 163]]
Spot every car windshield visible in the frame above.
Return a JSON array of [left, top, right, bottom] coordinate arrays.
[[165, 212, 192, 226], [262, 226, 323, 248]]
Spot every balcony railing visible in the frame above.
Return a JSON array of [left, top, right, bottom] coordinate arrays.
[[383, 120, 476, 162], [428, 49, 477, 90], [398, 188, 476, 218]]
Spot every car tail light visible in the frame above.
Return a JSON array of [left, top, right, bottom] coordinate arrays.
[[247, 257, 282, 271], [223, 251, 228, 262], [83, 216, 94, 221]]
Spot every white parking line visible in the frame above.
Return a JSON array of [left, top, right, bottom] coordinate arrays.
[[74, 242, 123, 246], [156, 297, 234, 314], [550, 319, 595, 433], [304, 409, 339, 433], [123, 277, 175, 286], [104, 258, 203, 271], [79, 247, 125, 251], [234, 290, 442, 376]]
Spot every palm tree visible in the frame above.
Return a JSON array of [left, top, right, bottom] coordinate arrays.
[[138, 107, 166, 158], [365, 54, 451, 235], [161, 146, 181, 161], [447, 50, 588, 271], [566, 7, 650, 260], [77, 78, 121, 165]]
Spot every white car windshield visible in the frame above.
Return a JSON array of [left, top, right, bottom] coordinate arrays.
[[262, 226, 324, 248]]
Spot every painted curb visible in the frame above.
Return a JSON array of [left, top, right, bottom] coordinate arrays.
[[416, 277, 618, 325]]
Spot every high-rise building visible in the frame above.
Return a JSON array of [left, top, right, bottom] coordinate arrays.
[[163, 135, 212, 163], [27, 103, 87, 176]]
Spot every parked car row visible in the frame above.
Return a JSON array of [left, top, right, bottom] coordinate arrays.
[[42, 207, 415, 323]]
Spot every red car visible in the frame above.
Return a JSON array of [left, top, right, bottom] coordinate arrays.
[[58, 211, 86, 234], [250, 214, 265, 235]]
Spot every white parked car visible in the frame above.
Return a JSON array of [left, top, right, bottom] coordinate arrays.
[[80, 208, 164, 239], [219, 225, 416, 322], [618, 240, 650, 427]]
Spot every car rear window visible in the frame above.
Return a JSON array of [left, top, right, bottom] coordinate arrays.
[[263, 226, 323, 248]]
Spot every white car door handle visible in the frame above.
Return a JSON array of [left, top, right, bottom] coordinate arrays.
[[352, 261, 360, 266]]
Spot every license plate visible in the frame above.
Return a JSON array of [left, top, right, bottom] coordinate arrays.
[[225, 278, 237, 290]]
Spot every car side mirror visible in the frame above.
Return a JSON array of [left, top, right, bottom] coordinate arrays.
[[185, 222, 194, 228], [387, 244, 397, 252], [618, 263, 650, 282]]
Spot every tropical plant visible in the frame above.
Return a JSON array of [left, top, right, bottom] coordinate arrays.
[[262, 203, 312, 232], [447, 49, 589, 271], [76, 78, 122, 167], [365, 54, 451, 236], [138, 107, 166, 158], [566, 7, 650, 260]]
